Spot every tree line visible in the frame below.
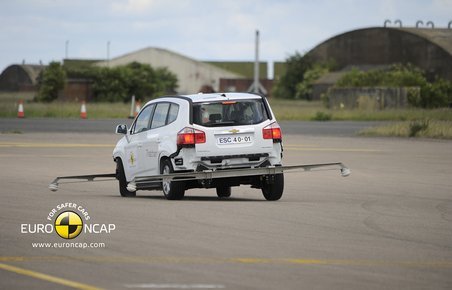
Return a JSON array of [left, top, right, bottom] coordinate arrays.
[[36, 61, 178, 103]]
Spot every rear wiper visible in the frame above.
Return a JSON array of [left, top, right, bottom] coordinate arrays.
[[209, 121, 236, 127]]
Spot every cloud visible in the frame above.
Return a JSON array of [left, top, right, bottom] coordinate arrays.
[[109, 0, 193, 16], [431, 0, 452, 24], [110, 0, 161, 14], [1, 0, 451, 72]]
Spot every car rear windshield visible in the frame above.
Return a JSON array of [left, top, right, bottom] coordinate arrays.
[[193, 99, 269, 127]]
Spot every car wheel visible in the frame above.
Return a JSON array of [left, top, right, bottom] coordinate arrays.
[[216, 186, 231, 198], [261, 174, 284, 201], [161, 159, 185, 200], [116, 158, 136, 197]]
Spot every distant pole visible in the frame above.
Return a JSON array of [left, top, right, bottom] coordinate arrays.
[[253, 30, 260, 94], [65, 40, 69, 59], [129, 95, 136, 119], [107, 41, 110, 67], [248, 30, 267, 95]]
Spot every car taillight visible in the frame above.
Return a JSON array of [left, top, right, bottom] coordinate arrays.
[[262, 122, 282, 142], [177, 127, 206, 147]]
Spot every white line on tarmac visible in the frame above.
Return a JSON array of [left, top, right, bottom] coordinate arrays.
[[124, 284, 225, 289], [0, 142, 113, 148], [0, 263, 102, 290]]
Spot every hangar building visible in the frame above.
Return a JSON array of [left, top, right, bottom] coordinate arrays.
[[3, 26, 451, 100], [306, 26, 452, 100], [309, 27, 452, 79], [0, 64, 45, 91], [95, 47, 242, 94]]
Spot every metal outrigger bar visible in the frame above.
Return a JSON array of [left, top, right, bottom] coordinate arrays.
[[49, 173, 116, 192], [127, 162, 350, 192], [49, 162, 350, 192]]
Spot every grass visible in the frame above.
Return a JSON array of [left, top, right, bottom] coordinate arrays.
[[1, 93, 451, 124], [1, 130, 22, 134], [0, 92, 131, 118], [268, 99, 452, 121], [359, 120, 452, 139], [0, 91, 35, 103], [0, 98, 130, 119]]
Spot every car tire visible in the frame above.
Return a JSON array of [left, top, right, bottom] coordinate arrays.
[[216, 186, 231, 198], [261, 174, 284, 201], [116, 158, 136, 197], [161, 159, 185, 200]]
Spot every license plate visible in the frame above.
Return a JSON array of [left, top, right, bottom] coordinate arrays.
[[217, 135, 252, 145]]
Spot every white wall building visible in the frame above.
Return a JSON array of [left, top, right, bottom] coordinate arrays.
[[96, 47, 242, 94]]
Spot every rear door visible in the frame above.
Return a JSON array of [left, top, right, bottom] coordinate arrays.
[[142, 102, 171, 176]]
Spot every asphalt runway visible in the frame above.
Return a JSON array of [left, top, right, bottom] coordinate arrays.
[[0, 117, 386, 136], [1, 130, 452, 289]]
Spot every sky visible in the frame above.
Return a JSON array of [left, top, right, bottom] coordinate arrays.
[[1, 0, 451, 76]]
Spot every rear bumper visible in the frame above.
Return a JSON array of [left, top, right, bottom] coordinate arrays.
[[201, 153, 269, 163], [172, 144, 282, 171]]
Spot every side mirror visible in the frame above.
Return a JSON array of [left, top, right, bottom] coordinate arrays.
[[115, 124, 128, 135]]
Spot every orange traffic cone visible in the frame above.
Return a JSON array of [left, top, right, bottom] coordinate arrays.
[[17, 100, 25, 118], [80, 101, 87, 119], [134, 101, 141, 117]]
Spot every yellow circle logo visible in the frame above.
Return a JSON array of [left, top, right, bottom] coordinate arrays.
[[54, 211, 83, 239]]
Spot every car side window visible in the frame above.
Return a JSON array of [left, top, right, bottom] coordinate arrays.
[[167, 103, 179, 124], [133, 104, 154, 134], [150, 103, 170, 129]]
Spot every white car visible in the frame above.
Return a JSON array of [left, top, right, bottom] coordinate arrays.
[[113, 92, 284, 200]]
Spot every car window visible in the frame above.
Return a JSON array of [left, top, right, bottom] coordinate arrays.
[[151, 103, 170, 129], [193, 99, 268, 127], [133, 104, 155, 134], [167, 103, 179, 124]]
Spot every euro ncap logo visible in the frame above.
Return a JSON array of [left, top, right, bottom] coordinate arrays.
[[54, 211, 83, 239]]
